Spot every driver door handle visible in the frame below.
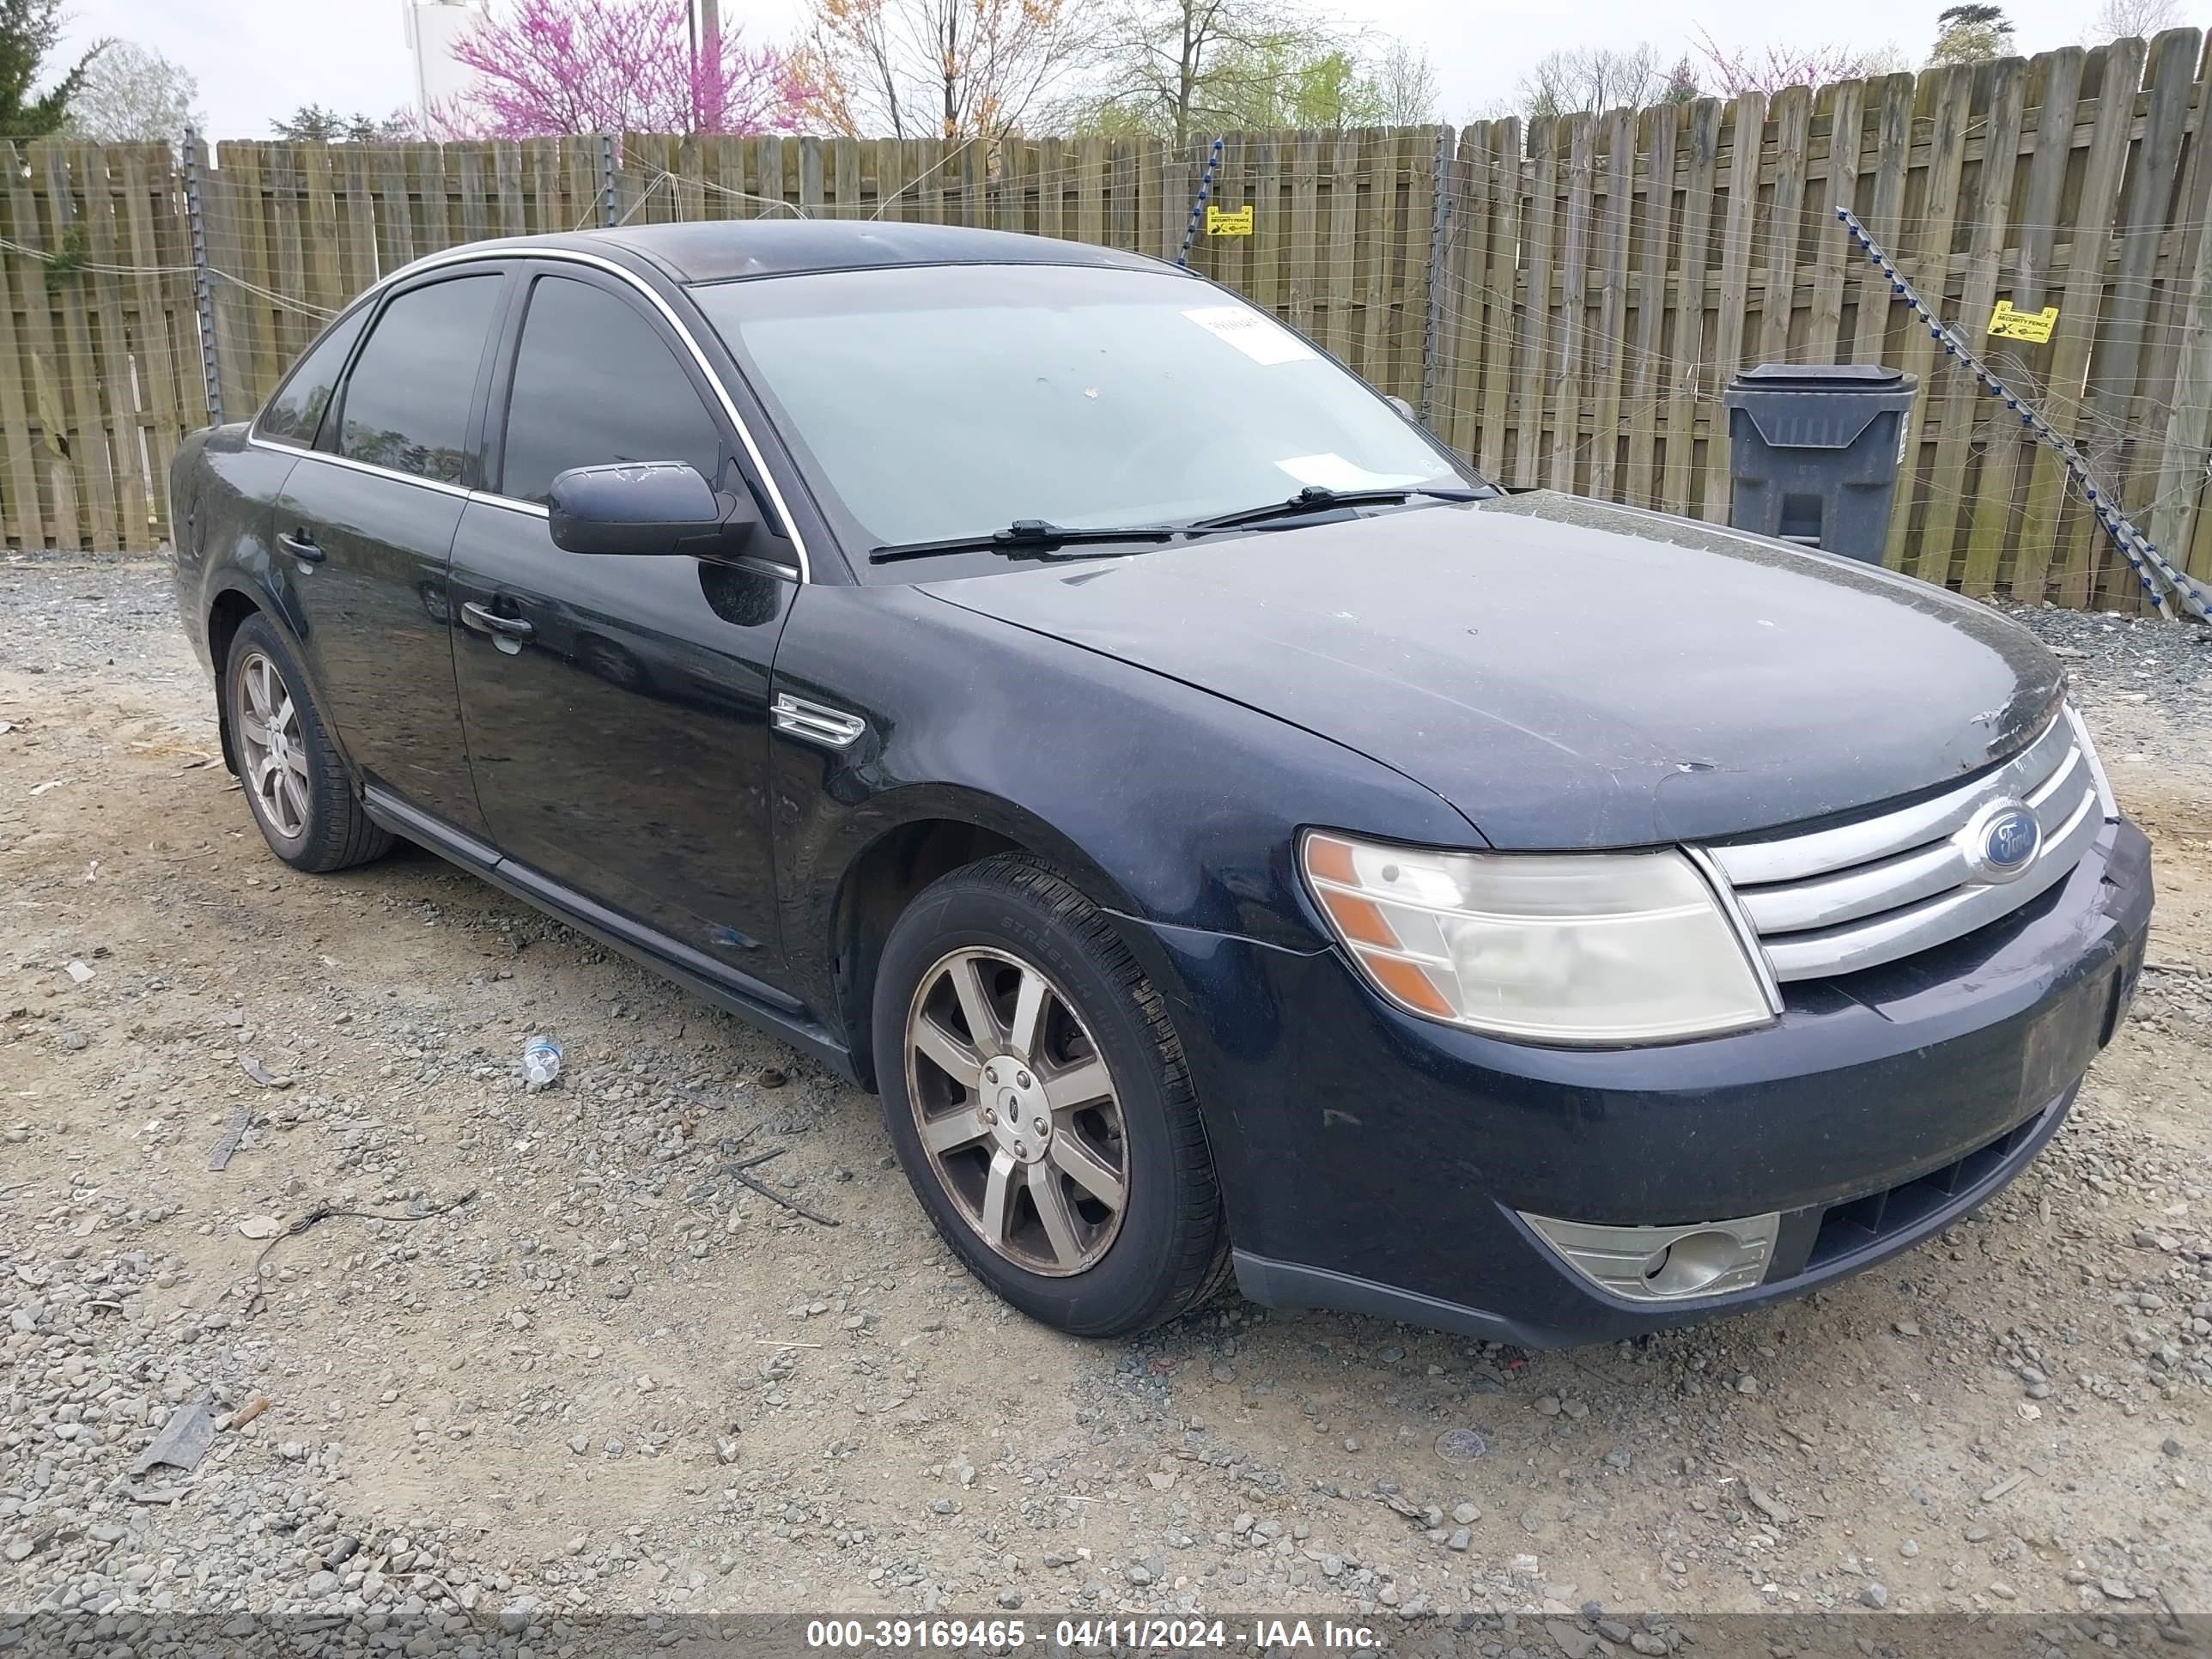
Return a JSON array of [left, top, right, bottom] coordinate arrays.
[[277, 530, 323, 563], [461, 601, 534, 641]]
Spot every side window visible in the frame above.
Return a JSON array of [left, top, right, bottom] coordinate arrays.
[[335, 274, 501, 486], [257, 305, 368, 448], [499, 275, 726, 505]]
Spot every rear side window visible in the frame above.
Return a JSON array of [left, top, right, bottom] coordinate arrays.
[[257, 306, 368, 448], [498, 275, 725, 505], [336, 274, 501, 486]]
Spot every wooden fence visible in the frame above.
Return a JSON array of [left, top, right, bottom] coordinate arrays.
[[4, 33, 2212, 611]]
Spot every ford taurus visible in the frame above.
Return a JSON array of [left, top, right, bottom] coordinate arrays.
[[170, 221, 2152, 1344]]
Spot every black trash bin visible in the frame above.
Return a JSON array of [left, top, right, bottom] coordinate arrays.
[[1721, 363, 1919, 564]]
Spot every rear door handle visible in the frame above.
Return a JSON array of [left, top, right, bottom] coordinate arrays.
[[461, 601, 534, 641], [277, 531, 323, 563]]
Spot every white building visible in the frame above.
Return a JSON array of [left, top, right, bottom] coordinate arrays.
[[402, 0, 489, 121]]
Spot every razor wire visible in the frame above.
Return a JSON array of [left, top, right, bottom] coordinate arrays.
[[1837, 204, 2211, 623]]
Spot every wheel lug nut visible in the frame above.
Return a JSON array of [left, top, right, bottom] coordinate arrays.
[[1032, 1118, 1047, 1134], [1017, 1071, 1032, 1089], [1012, 1141, 1026, 1157]]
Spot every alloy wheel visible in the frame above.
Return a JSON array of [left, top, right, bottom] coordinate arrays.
[[235, 650, 309, 840], [902, 946, 1129, 1276]]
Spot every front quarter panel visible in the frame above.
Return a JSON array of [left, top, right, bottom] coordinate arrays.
[[769, 578, 1479, 1010]]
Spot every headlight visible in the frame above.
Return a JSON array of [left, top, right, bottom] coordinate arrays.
[[1300, 830, 1777, 1044]]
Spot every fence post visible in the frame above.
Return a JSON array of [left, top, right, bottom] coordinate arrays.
[[599, 132, 618, 228], [1418, 125, 1455, 430], [182, 128, 222, 427]]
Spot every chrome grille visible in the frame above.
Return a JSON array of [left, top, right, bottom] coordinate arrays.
[[1704, 708, 2110, 982]]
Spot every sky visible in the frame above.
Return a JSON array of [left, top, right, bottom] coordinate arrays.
[[60, 0, 2117, 140]]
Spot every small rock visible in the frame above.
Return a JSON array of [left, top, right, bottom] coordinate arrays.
[[1127, 1565, 1153, 1585], [2101, 1578, 2136, 1601], [304, 1570, 339, 1597], [1447, 1528, 1470, 1552], [2162, 1437, 2185, 1457], [1859, 1583, 1889, 1609], [236, 1216, 281, 1240], [507, 1310, 531, 1331], [1534, 1395, 1562, 1417], [1452, 1502, 1480, 1525]]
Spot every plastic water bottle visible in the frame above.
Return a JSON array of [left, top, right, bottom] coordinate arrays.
[[521, 1036, 563, 1091]]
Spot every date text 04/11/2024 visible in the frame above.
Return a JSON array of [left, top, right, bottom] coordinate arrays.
[[803, 1618, 1384, 1650]]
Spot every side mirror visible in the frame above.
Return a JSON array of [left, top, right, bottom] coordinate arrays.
[[1385, 395, 1415, 421], [547, 462, 757, 558]]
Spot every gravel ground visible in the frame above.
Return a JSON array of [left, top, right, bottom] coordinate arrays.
[[2, 557, 2209, 1656]]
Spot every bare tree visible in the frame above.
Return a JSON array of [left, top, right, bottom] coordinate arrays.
[[62, 40, 199, 143], [2086, 0, 2183, 41], [798, 0, 1097, 140], [1067, 0, 1342, 143], [1515, 44, 1666, 119], [1370, 36, 1439, 125]]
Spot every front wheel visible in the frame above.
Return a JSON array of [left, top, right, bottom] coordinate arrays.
[[873, 854, 1230, 1336]]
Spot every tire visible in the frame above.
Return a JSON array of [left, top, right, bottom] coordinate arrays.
[[223, 612, 392, 874], [873, 853, 1231, 1336]]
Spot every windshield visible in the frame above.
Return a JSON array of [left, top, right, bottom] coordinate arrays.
[[689, 264, 1478, 559]]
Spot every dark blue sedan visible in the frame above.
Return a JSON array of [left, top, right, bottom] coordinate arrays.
[[169, 220, 2151, 1345]]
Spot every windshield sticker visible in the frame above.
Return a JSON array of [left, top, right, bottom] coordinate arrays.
[[1276, 453, 1431, 492], [1182, 305, 1317, 366]]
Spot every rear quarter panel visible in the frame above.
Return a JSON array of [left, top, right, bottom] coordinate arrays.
[[171, 425, 302, 678]]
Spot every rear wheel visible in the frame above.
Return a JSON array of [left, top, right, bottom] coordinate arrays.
[[873, 854, 1229, 1336], [224, 613, 392, 873]]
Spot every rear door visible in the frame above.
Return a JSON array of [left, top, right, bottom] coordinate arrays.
[[270, 265, 508, 836], [449, 261, 800, 978]]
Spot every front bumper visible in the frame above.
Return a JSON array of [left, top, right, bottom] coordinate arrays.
[[1141, 819, 2152, 1348]]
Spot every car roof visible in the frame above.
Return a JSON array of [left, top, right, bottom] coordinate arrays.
[[426, 220, 1178, 284]]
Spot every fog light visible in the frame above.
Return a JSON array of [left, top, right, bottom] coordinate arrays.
[[1519, 1211, 1780, 1303]]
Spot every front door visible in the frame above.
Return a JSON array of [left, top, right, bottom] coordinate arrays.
[[270, 268, 507, 836], [450, 264, 799, 980]]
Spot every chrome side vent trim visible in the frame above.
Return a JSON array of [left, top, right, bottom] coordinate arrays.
[[771, 693, 866, 750]]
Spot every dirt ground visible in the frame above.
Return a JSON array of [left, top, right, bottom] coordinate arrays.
[[2, 556, 2209, 1637]]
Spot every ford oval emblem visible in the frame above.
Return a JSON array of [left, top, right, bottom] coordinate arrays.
[[1964, 800, 2041, 883]]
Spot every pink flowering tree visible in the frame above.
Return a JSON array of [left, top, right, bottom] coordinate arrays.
[[1692, 29, 1905, 96], [430, 0, 808, 138]]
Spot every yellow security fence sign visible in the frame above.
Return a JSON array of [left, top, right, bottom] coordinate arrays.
[[1206, 204, 1254, 237], [1988, 300, 2058, 343]]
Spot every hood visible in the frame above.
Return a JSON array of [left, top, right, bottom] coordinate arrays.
[[917, 491, 2067, 849]]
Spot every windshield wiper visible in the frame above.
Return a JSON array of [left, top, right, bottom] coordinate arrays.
[[868, 519, 1188, 565], [1186, 483, 1486, 532]]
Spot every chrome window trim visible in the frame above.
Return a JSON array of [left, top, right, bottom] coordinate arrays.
[[467, 491, 551, 520], [246, 245, 816, 581], [245, 435, 476, 501]]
